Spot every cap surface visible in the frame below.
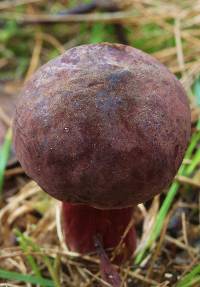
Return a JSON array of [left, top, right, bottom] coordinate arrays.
[[13, 43, 191, 209]]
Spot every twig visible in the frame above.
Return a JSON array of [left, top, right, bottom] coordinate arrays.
[[5, 167, 24, 178], [0, 284, 22, 287], [0, 0, 43, 10], [0, 107, 12, 126], [165, 235, 199, 254], [1, 11, 136, 24], [59, 2, 97, 15], [146, 211, 171, 279], [83, 268, 112, 287], [25, 32, 42, 81], [174, 17, 185, 75], [127, 270, 159, 286], [42, 33, 65, 54], [94, 235, 121, 287], [175, 175, 200, 188], [111, 210, 135, 261], [181, 211, 194, 260]]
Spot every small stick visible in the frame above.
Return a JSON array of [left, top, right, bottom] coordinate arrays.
[[0, 0, 42, 10], [94, 235, 121, 287], [1, 11, 134, 25], [59, 1, 97, 15]]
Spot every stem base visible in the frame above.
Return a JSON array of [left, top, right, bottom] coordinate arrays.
[[62, 203, 136, 262]]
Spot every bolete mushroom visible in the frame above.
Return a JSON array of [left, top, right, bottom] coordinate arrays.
[[13, 43, 190, 265]]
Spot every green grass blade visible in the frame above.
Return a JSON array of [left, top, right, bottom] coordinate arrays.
[[0, 269, 54, 286], [135, 129, 200, 264], [176, 264, 200, 287], [15, 229, 43, 280], [185, 147, 200, 175], [177, 276, 200, 287], [184, 131, 200, 159], [135, 180, 180, 264], [15, 230, 61, 287], [0, 128, 12, 195], [193, 76, 200, 106]]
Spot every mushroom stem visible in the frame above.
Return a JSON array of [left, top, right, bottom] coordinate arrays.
[[62, 203, 136, 262]]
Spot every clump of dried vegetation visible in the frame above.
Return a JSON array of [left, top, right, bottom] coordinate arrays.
[[0, 0, 200, 286]]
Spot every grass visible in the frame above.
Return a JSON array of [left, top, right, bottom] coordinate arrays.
[[15, 229, 61, 287], [0, 269, 54, 286], [176, 264, 200, 287], [135, 124, 200, 265], [0, 128, 12, 195], [15, 229, 44, 280]]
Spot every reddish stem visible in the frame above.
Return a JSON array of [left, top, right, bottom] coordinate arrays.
[[62, 203, 136, 262]]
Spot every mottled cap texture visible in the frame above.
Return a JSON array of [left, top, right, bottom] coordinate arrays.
[[13, 43, 191, 209]]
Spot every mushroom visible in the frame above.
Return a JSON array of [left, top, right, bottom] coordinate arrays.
[[13, 43, 190, 267]]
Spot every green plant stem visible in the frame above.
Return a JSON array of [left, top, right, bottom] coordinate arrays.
[[135, 130, 200, 264], [15, 230, 61, 287], [15, 229, 43, 280], [176, 264, 200, 287], [0, 269, 54, 286], [0, 128, 12, 195]]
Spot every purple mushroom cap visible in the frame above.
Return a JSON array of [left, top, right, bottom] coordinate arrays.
[[13, 43, 191, 209]]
